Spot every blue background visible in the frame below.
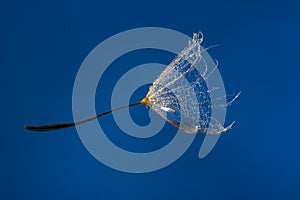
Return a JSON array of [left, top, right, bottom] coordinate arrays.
[[1, 0, 299, 199]]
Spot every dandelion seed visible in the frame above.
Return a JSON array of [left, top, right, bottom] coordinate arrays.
[[25, 32, 239, 134]]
